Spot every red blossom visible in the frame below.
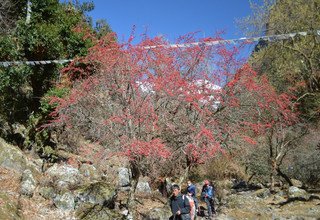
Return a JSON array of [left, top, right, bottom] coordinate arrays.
[[47, 32, 300, 174]]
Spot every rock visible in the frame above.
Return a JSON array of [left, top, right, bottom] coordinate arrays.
[[275, 190, 286, 197], [291, 179, 303, 188], [0, 137, 28, 172], [79, 163, 100, 181], [143, 207, 172, 220], [254, 188, 270, 199], [118, 167, 131, 187], [76, 182, 117, 207], [136, 178, 152, 193], [75, 182, 119, 219], [45, 163, 82, 190], [54, 192, 75, 210], [119, 186, 131, 192], [76, 204, 123, 220], [126, 213, 134, 220], [273, 194, 286, 203], [288, 186, 310, 200], [39, 186, 56, 200], [120, 209, 129, 216], [272, 187, 282, 193], [20, 169, 36, 197], [28, 158, 43, 173], [165, 178, 173, 194]]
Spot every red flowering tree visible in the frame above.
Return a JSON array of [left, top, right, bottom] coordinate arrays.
[[220, 65, 301, 188], [49, 32, 299, 198]]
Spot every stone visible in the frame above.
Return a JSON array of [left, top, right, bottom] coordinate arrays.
[[20, 169, 36, 197], [45, 164, 82, 190], [118, 167, 131, 187], [39, 186, 56, 200], [0, 137, 28, 172], [75, 182, 119, 219], [27, 158, 43, 173], [54, 192, 75, 210], [76, 204, 123, 220], [136, 179, 152, 193], [254, 188, 271, 199], [165, 178, 173, 194], [79, 163, 100, 181], [120, 209, 129, 216], [76, 182, 117, 207], [143, 207, 172, 220], [291, 179, 303, 188], [288, 186, 310, 200]]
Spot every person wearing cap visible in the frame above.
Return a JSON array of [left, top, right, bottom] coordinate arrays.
[[201, 180, 216, 218]]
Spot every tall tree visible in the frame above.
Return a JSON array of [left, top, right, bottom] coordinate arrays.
[[0, 0, 111, 127], [49, 33, 298, 206], [0, 0, 28, 33], [239, 0, 320, 120], [238, 0, 320, 186]]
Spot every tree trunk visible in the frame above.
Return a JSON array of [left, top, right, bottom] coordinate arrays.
[[276, 166, 293, 186], [247, 172, 256, 184], [270, 159, 277, 192], [127, 161, 140, 214], [178, 165, 191, 186]]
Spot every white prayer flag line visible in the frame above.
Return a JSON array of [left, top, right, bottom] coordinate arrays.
[[142, 30, 319, 49], [1, 30, 319, 67], [0, 59, 73, 67]]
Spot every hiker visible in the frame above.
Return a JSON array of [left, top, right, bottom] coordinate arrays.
[[169, 184, 191, 220], [187, 180, 199, 213], [201, 180, 216, 218]]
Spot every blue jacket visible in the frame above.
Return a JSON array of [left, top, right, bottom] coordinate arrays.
[[201, 185, 214, 199], [187, 184, 196, 197], [169, 193, 191, 216]]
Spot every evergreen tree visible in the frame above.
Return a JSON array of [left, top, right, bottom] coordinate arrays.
[[0, 0, 111, 126]]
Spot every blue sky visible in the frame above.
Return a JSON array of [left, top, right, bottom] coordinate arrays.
[[87, 0, 256, 43]]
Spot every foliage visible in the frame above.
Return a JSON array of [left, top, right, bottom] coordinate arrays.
[[0, 0, 28, 34], [237, 0, 319, 187], [0, 0, 111, 127], [40, 87, 70, 115], [48, 32, 298, 190], [242, 0, 320, 120], [236, 0, 275, 36], [282, 123, 320, 187], [201, 156, 247, 181], [95, 19, 112, 38], [245, 144, 270, 182]]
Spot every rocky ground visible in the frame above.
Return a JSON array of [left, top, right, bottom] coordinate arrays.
[[1, 137, 320, 220]]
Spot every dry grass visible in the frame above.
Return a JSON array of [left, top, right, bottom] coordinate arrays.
[[0, 167, 21, 193]]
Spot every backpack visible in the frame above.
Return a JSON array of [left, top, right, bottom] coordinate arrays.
[[182, 194, 196, 220]]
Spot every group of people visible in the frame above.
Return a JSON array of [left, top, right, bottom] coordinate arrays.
[[169, 180, 216, 220]]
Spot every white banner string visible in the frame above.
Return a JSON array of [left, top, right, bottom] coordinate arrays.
[[1, 30, 319, 67], [0, 59, 73, 67]]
